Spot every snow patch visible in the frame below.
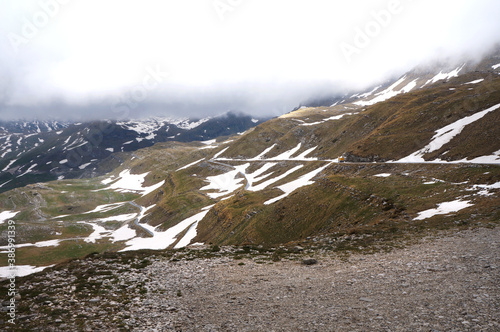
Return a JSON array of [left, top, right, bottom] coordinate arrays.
[[101, 176, 117, 185], [264, 163, 331, 205], [354, 76, 414, 106], [423, 64, 465, 86], [79, 162, 91, 170], [83, 202, 127, 214], [32, 239, 62, 248], [16, 163, 37, 178], [177, 158, 205, 171], [110, 225, 137, 242], [120, 209, 211, 251], [270, 143, 302, 160], [0, 148, 12, 158], [2, 158, 17, 172], [374, 173, 391, 178], [398, 103, 500, 163], [248, 165, 303, 192], [464, 79, 484, 85], [213, 147, 229, 159], [301, 113, 353, 126], [176, 118, 210, 130], [0, 211, 19, 224], [201, 164, 249, 198], [96, 213, 137, 222], [0, 265, 54, 278], [80, 222, 110, 243], [293, 146, 318, 160], [102, 170, 165, 196], [469, 182, 500, 196], [401, 79, 418, 93], [145, 133, 156, 140], [0, 179, 12, 188], [414, 199, 472, 220], [251, 144, 276, 160]]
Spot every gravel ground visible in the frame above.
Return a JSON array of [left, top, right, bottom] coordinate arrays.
[[134, 227, 500, 331], [2, 227, 499, 331]]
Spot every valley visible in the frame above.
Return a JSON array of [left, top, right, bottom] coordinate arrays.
[[1, 49, 499, 330], [1, 66, 499, 274]]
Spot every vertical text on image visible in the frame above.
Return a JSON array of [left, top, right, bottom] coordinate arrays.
[[6, 219, 17, 325]]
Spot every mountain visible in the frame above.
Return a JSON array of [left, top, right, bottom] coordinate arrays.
[[1, 52, 499, 276], [0, 112, 265, 193]]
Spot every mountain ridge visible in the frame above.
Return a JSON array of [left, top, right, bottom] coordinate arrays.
[[0, 112, 266, 193]]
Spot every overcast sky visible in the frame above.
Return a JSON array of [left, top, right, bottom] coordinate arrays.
[[1, 0, 500, 121]]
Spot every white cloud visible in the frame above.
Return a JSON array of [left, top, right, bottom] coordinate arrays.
[[0, 0, 499, 119]]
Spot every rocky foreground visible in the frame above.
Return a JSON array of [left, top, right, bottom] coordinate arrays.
[[2, 227, 500, 331]]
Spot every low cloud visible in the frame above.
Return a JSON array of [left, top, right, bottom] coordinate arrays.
[[1, 0, 499, 121]]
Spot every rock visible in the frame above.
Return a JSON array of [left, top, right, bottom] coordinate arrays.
[[302, 258, 318, 265]]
